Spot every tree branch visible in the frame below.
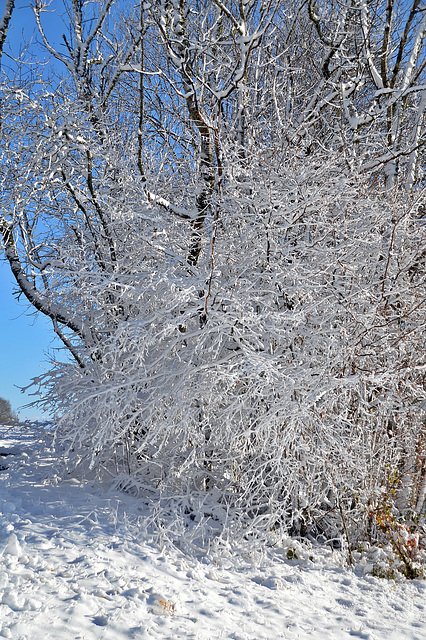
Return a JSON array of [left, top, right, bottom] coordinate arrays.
[[1, 218, 87, 339]]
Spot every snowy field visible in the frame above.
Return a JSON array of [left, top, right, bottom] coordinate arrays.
[[0, 424, 425, 640]]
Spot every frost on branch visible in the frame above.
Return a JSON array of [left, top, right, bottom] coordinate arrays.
[[1, 1, 426, 553], [41, 150, 426, 547]]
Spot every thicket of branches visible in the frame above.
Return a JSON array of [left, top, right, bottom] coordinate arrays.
[[0, 1, 425, 553]]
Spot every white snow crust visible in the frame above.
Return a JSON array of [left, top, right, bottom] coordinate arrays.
[[0, 424, 425, 640]]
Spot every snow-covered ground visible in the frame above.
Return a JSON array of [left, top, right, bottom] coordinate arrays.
[[0, 424, 425, 640]]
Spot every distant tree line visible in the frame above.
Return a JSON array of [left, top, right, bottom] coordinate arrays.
[[0, 397, 16, 424]]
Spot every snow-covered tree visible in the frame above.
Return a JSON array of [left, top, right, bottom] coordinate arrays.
[[302, 0, 426, 189], [0, 397, 15, 424], [0, 1, 425, 547]]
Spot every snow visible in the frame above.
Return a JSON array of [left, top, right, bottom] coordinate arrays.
[[0, 424, 425, 640]]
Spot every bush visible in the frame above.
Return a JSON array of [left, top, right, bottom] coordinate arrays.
[[40, 153, 426, 552]]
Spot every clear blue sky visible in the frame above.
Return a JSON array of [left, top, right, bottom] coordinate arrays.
[[0, 259, 57, 420], [1, 1, 63, 420]]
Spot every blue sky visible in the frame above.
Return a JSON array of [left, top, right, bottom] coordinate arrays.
[[1, 1, 63, 420], [0, 259, 57, 420]]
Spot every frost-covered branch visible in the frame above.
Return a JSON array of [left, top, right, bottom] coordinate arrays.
[[0, 218, 86, 339]]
